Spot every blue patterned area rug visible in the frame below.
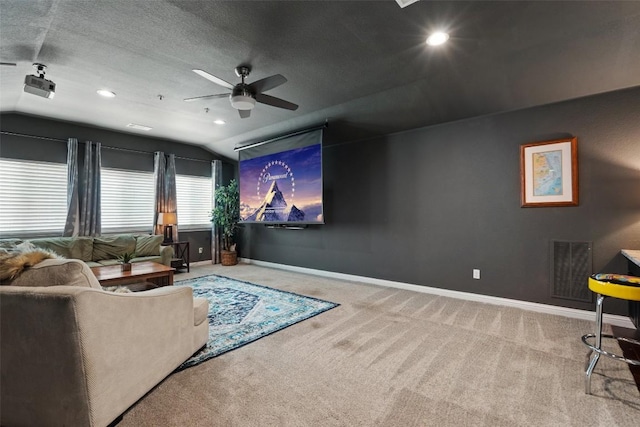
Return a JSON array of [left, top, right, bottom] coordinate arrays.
[[175, 274, 339, 370]]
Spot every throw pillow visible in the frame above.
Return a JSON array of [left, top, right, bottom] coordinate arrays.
[[28, 237, 72, 258], [135, 234, 163, 256], [16, 241, 37, 252], [0, 249, 61, 283], [0, 238, 23, 251], [73, 237, 94, 262], [102, 286, 132, 293], [92, 235, 137, 261], [23, 236, 93, 261]]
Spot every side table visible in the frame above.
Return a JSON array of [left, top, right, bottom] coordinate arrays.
[[162, 241, 190, 272]]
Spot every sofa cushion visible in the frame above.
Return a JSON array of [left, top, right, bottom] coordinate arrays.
[[0, 239, 23, 250], [193, 297, 209, 327], [8, 258, 101, 289], [84, 261, 102, 268], [130, 256, 162, 264], [134, 234, 163, 256], [96, 259, 121, 266], [28, 237, 93, 261], [74, 237, 94, 262], [92, 235, 136, 261]]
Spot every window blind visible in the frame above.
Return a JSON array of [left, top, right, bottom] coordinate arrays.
[[176, 174, 212, 229], [0, 158, 68, 237], [101, 167, 155, 233]]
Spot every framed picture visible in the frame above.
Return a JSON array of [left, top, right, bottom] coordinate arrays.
[[520, 137, 578, 207]]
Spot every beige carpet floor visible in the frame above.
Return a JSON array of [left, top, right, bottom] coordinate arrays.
[[119, 263, 640, 426]]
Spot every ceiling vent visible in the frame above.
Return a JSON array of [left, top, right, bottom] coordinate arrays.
[[395, 0, 420, 8], [126, 123, 152, 131]]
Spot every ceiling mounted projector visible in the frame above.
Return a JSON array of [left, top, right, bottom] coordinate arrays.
[[24, 63, 55, 99]]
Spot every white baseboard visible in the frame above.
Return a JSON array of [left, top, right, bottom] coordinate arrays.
[[240, 258, 636, 329], [190, 260, 214, 267]]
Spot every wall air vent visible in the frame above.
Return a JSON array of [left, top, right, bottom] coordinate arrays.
[[550, 240, 593, 302]]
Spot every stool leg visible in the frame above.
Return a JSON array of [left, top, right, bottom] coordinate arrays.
[[585, 294, 604, 394]]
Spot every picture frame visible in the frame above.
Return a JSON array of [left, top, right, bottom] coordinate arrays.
[[520, 137, 578, 207]]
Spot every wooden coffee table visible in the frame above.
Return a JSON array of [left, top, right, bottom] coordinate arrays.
[[91, 261, 174, 288]]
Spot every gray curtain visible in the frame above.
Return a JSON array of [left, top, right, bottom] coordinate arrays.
[[153, 152, 178, 240], [211, 159, 222, 264], [79, 141, 101, 236], [64, 139, 101, 236], [63, 138, 79, 236]]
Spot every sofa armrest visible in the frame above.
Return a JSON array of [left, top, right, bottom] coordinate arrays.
[[159, 244, 173, 266], [1, 285, 201, 427], [79, 286, 200, 425]]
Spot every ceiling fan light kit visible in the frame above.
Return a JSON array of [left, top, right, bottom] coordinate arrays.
[[230, 89, 256, 110]]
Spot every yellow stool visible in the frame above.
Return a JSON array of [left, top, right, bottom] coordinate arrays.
[[581, 274, 640, 394]]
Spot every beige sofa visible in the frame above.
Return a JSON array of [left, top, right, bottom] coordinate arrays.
[[0, 258, 209, 427], [0, 234, 173, 267]]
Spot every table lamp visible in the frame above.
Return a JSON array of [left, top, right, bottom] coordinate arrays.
[[157, 212, 177, 243]]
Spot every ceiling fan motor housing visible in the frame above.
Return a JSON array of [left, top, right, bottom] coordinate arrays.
[[235, 65, 251, 78], [230, 84, 256, 110]]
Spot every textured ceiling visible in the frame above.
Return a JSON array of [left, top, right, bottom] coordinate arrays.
[[1, 1, 639, 159]]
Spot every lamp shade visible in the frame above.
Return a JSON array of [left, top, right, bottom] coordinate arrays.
[[157, 212, 177, 225]]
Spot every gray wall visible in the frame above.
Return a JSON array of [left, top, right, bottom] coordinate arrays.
[[0, 113, 236, 262], [239, 87, 640, 315]]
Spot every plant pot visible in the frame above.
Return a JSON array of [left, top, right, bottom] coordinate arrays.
[[121, 262, 132, 272], [221, 250, 238, 266]]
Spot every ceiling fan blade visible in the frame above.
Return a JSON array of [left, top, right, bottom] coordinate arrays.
[[183, 93, 229, 102], [192, 69, 234, 90], [248, 74, 287, 93], [255, 93, 299, 111], [239, 109, 251, 119], [0, 62, 17, 66]]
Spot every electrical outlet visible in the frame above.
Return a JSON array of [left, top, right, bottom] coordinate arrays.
[[473, 269, 480, 280], [198, 247, 203, 254]]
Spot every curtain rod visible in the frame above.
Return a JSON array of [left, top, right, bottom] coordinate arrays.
[[1, 130, 213, 163], [105, 145, 212, 164], [1, 131, 66, 143], [233, 121, 328, 152]]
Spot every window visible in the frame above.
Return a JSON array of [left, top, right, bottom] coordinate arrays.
[[176, 175, 212, 229], [101, 167, 155, 233], [0, 158, 68, 237]]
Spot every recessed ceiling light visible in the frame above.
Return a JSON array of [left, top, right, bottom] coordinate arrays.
[[426, 32, 449, 46], [213, 119, 226, 125], [126, 123, 152, 131], [97, 89, 116, 98]]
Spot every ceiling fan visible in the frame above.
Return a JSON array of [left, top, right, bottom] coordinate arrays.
[[184, 65, 298, 118]]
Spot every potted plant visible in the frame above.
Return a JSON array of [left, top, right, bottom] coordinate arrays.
[[211, 179, 240, 266], [118, 252, 135, 271]]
